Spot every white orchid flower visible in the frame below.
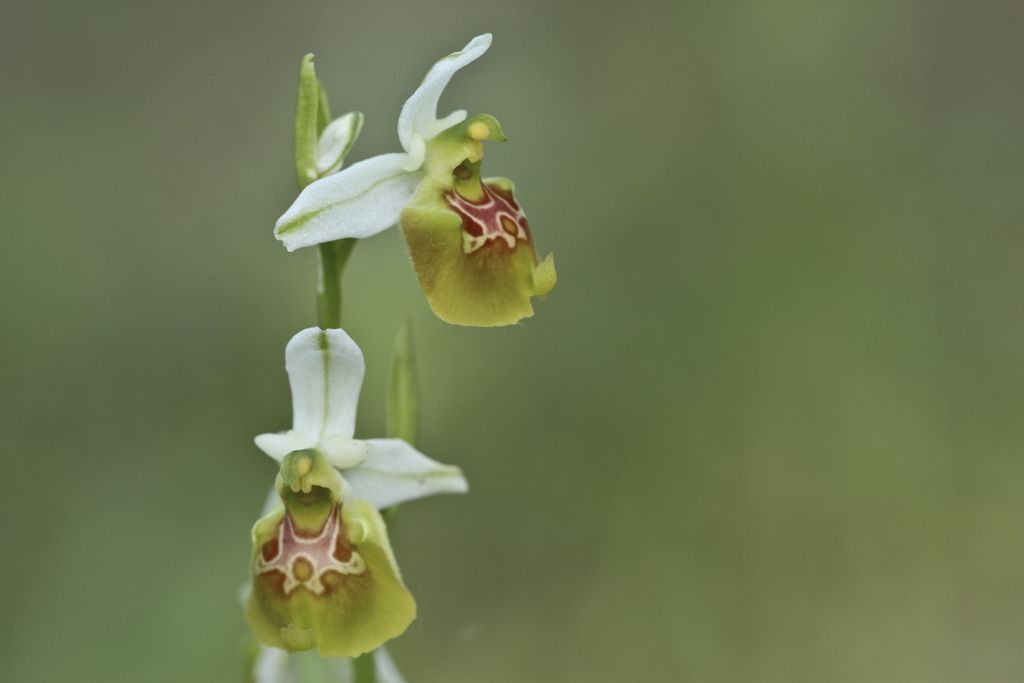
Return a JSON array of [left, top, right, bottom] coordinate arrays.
[[255, 327, 468, 509], [274, 33, 492, 251]]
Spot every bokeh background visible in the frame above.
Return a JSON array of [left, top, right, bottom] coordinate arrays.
[[2, 0, 1023, 681]]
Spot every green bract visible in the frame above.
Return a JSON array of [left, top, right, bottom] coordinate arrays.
[[274, 34, 557, 326]]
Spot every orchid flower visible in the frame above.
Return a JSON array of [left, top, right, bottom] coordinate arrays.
[[274, 34, 557, 327], [247, 328, 467, 658]]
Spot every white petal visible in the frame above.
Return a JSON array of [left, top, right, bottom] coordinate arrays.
[[253, 430, 315, 462], [285, 327, 365, 443], [425, 109, 468, 139], [397, 33, 492, 150], [253, 647, 293, 683], [320, 434, 369, 470], [400, 134, 426, 172], [315, 111, 364, 176], [346, 438, 468, 509], [275, 153, 421, 251], [375, 648, 407, 683]]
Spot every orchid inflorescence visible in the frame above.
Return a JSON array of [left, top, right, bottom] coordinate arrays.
[[245, 34, 556, 682]]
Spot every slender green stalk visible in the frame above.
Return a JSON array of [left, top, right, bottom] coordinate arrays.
[[316, 239, 356, 329], [290, 53, 377, 683], [295, 239, 357, 683], [353, 653, 377, 683]]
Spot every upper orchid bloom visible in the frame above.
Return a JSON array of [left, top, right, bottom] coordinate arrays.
[[274, 34, 557, 327], [275, 34, 491, 245], [254, 327, 468, 509]]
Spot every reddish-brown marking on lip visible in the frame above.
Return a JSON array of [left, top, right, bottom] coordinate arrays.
[[253, 506, 365, 597], [334, 534, 353, 563], [445, 183, 531, 253], [261, 537, 280, 562], [255, 567, 287, 594]]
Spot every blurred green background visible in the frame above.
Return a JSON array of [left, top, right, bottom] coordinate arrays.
[[2, 0, 1023, 681]]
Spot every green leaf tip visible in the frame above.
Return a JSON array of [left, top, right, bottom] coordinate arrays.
[[386, 321, 420, 446], [532, 253, 557, 297], [294, 54, 321, 188]]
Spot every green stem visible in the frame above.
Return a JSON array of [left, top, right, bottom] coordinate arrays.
[[316, 239, 356, 329], [353, 653, 377, 683], [292, 651, 332, 683]]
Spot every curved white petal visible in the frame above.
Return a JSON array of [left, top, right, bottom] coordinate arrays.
[[315, 111, 364, 176], [320, 434, 369, 470], [397, 33, 492, 150], [375, 648, 407, 683], [425, 109, 468, 139], [400, 134, 427, 172], [275, 153, 421, 251], [253, 647, 293, 683], [285, 327, 364, 443], [254, 430, 316, 462], [346, 438, 468, 509]]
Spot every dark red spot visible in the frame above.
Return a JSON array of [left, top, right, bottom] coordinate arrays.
[[261, 538, 279, 562], [257, 568, 287, 594], [334, 535, 353, 562]]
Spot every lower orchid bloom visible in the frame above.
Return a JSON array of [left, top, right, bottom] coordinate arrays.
[[273, 33, 556, 327], [246, 328, 467, 657]]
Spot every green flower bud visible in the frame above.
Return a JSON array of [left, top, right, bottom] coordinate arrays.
[[294, 55, 321, 189]]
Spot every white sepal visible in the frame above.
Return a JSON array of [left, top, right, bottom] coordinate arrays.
[[275, 153, 420, 251], [253, 431, 313, 462], [397, 33, 492, 150], [254, 328, 367, 465], [345, 438, 469, 510], [286, 328, 364, 440]]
